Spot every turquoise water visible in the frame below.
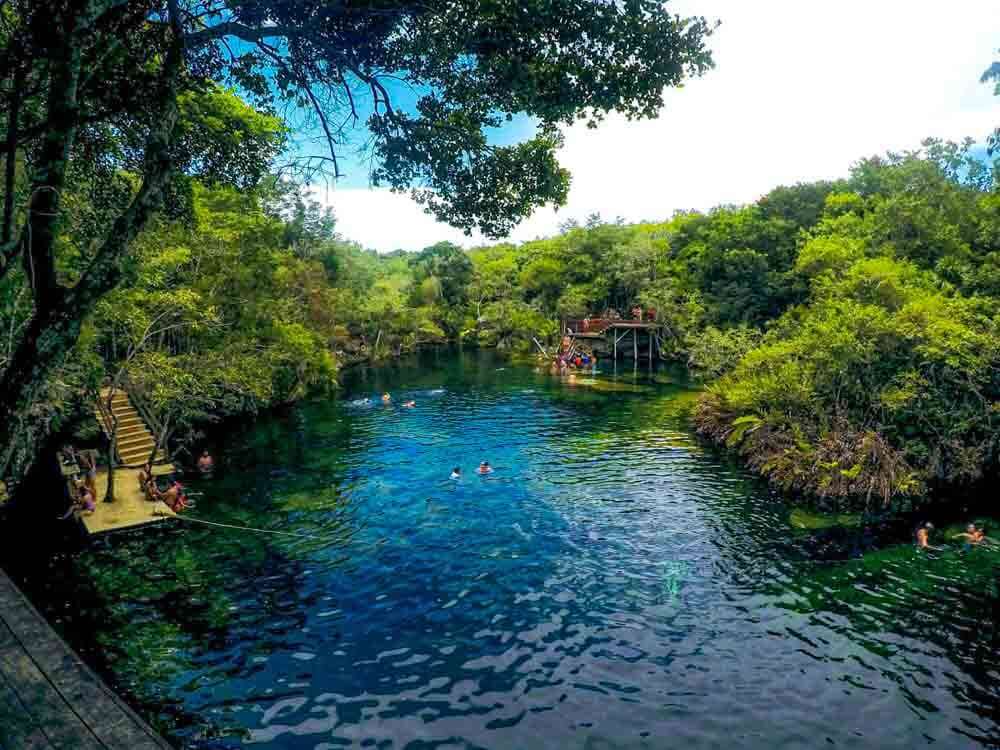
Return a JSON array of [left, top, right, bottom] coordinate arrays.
[[14, 350, 1000, 748]]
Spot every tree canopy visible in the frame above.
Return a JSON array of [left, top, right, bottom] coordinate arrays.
[[0, 0, 714, 485]]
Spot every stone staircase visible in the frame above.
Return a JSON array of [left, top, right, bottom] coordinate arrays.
[[94, 387, 167, 467]]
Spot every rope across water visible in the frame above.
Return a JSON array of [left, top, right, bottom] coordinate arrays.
[[167, 513, 327, 540]]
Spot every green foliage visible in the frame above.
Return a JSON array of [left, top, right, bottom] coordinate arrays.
[[686, 326, 762, 381], [694, 144, 1000, 507]]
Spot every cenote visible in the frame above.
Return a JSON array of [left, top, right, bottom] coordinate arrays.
[[8, 350, 1000, 749]]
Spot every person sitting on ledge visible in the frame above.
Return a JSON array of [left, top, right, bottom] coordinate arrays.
[[138, 462, 154, 491], [160, 480, 193, 513], [59, 484, 95, 520]]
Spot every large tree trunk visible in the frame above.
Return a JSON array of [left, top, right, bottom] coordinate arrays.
[[0, 19, 184, 488]]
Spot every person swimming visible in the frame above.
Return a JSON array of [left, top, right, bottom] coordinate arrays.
[[477, 461, 493, 475], [915, 522, 933, 548], [381, 393, 392, 403], [197, 450, 215, 475], [952, 523, 986, 545], [450, 467, 461, 479], [403, 400, 416, 408]]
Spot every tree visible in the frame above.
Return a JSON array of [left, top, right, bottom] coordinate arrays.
[[0, 0, 715, 487], [983, 53, 1000, 155]]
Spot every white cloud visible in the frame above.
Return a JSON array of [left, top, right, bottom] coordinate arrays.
[[319, 0, 1000, 252]]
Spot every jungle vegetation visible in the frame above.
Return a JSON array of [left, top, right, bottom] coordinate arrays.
[[0, 0, 714, 487], [9, 136, 995, 511], [0, 2, 995, 511]]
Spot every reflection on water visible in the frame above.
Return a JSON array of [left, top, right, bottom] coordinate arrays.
[[13, 350, 1000, 748]]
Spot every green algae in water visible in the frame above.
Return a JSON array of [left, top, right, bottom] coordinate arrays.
[[567, 377, 652, 393], [789, 507, 863, 529]]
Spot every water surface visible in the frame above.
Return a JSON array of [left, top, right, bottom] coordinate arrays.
[[15, 350, 1000, 748]]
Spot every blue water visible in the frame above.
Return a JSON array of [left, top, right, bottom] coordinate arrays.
[[15, 350, 1000, 748]]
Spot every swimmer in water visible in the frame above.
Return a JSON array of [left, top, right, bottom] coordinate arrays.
[[381, 392, 392, 403], [951, 523, 989, 546], [403, 400, 416, 408], [477, 461, 493, 475], [450, 467, 461, 479], [915, 522, 933, 549], [197, 450, 214, 475]]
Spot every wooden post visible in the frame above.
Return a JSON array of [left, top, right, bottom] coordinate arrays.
[[633, 328, 638, 361], [613, 327, 617, 360]]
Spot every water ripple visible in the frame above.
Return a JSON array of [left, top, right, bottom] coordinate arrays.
[[18, 351, 1000, 749]]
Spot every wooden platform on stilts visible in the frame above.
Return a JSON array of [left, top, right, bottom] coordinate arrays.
[[0, 568, 173, 749], [563, 318, 663, 361]]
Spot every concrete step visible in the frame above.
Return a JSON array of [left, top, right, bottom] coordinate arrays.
[[127, 451, 167, 467], [114, 415, 145, 429], [116, 424, 147, 439], [118, 430, 154, 452], [119, 448, 162, 465]]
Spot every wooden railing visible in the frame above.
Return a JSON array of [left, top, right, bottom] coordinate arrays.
[[565, 313, 660, 334], [565, 318, 614, 334], [94, 390, 115, 439], [123, 377, 164, 441]]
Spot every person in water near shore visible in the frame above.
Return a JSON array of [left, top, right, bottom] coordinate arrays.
[[952, 523, 992, 546], [478, 461, 493, 475], [450, 467, 461, 479], [382, 392, 392, 403], [403, 400, 416, 408], [915, 522, 934, 549], [197, 450, 214, 475], [161, 480, 192, 513]]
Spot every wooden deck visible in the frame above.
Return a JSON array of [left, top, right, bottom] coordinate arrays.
[[0, 569, 173, 749], [80, 466, 176, 536]]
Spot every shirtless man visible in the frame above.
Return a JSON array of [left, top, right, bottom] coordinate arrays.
[[160, 481, 190, 512], [915, 522, 934, 549], [952, 523, 989, 546]]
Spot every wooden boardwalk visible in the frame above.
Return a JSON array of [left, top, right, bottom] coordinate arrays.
[[0, 569, 173, 749], [81, 465, 176, 535]]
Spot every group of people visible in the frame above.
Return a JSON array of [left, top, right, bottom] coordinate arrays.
[[358, 393, 417, 408], [384, 393, 416, 407], [549, 336, 598, 376], [139, 462, 193, 513], [915, 521, 995, 550], [139, 451, 214, 513], [450, 461, 494, 479]]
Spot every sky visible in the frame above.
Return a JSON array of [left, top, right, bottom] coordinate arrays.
[[311, 0, 1000, 252]]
